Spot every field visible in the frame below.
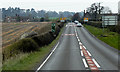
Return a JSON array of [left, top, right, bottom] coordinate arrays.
[[2, 22, 51, 48]]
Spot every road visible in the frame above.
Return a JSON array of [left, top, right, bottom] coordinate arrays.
[[36, 22, 119, 72]]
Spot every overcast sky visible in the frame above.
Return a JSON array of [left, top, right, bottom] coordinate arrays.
[[0, 0, 119, 13]]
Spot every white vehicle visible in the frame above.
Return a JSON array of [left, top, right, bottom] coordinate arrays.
[[77, 23, 82, 27], [74, 20, 79, 24]]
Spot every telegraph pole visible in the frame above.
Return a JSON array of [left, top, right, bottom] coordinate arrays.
[[99, 2, 101, 14]]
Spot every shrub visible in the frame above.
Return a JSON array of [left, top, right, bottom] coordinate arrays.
[[107, 25, 120, 34], [55, 25, 60, 36], [3, 22, 65, 61], [32, 31, 55, 47], [3, 38, 39, 60]]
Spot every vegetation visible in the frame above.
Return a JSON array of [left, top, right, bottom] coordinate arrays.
[[2, 22, 51, 48], [84, 21, 120, 34], [2, 24, 64, 70], [3, 22, 64, 61], [1, 7, 79, 22], [84, 24, 119, 50]]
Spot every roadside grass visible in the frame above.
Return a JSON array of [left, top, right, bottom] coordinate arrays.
[[2, 25, 64, 70], [84, 24, 119, 50]]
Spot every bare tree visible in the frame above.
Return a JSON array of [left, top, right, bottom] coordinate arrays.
[[101, 6, 112, 14]]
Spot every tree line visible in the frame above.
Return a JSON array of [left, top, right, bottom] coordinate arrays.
[[1, 7, 83, 22]]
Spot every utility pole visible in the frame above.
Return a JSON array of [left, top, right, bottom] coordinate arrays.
[[99, 2, 101, 14]]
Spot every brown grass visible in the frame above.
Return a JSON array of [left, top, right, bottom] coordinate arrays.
[[2, 22, 52, 48]]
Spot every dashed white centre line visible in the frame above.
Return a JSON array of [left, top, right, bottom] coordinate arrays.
[[79, 42, 82, 45], [74, 25, 100, 70], [77, 37, 79, 39], [92, 59, 100, 68], [78, 39, 80, 42], [76, 34, 78, 37], [82, 58, 88, 68], [80, 46, 82, 49], [81, 51, 84, 56]]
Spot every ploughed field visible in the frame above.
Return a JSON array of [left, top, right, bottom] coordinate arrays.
[[2, 22, 51, 48]]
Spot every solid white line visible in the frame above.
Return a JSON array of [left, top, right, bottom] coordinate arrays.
[[92, 59, 100, 68], [87, 51, 92, 56], [82, 58, 88, 68], [83, 46, 86, 49], [81, 51, 84, 56], [36, 42, 59, 72], [52, 42, 59, 52]]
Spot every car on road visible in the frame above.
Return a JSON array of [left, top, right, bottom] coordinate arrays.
[[74, 20, 79, 24], [77, 23, 82, 27]]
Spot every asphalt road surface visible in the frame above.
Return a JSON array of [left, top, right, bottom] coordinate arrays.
[[36, 22, 119, 72]]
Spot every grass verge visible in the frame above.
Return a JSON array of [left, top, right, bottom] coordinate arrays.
[[2, 25, 64, 70], [84, 24, 119, 50]]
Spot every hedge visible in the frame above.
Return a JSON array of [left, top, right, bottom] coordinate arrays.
[[3, 22, 65, 61]]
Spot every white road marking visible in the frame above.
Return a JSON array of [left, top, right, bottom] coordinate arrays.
[[92, 59, 100, 68], [82, 58, 88, 68], [80, 46, 82, 49], [78, 39, 80, 42], [76, 34, 78, 37], [91, 67, 97, 69], [83, 46, 86, 49], [66, 25, 67, 27], [79, 42, 82, 45], [81, 51, 84, 56], [52, 42, 59, 52], [77, 36, 79, 39], [36, 42, 59, 72], [87, 51, 92, 56]]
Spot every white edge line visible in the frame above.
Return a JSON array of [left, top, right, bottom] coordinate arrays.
[[36, 42, 59, 72], [87, 51, 92, 56], [52, 42, 59, 52], [92, 59, 100, 68], [81, 51, 84, 56], [82, 58, 88, 68]]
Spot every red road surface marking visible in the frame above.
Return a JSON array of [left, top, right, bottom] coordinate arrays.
[[81, 46, 100, 72]]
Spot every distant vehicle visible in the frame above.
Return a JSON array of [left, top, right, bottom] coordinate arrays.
[[77, 23, 82, 27], [74, 20, 79, 24]]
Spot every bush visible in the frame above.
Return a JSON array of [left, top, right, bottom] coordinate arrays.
[[55, 25, 60, 36], [3, 22, 65, 61], [32, 31, 55, 47], [86, 21, 102, 28], [17, 38, 39, 52], [107, 25, 120, 34], [3, 38, 39, 60]]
